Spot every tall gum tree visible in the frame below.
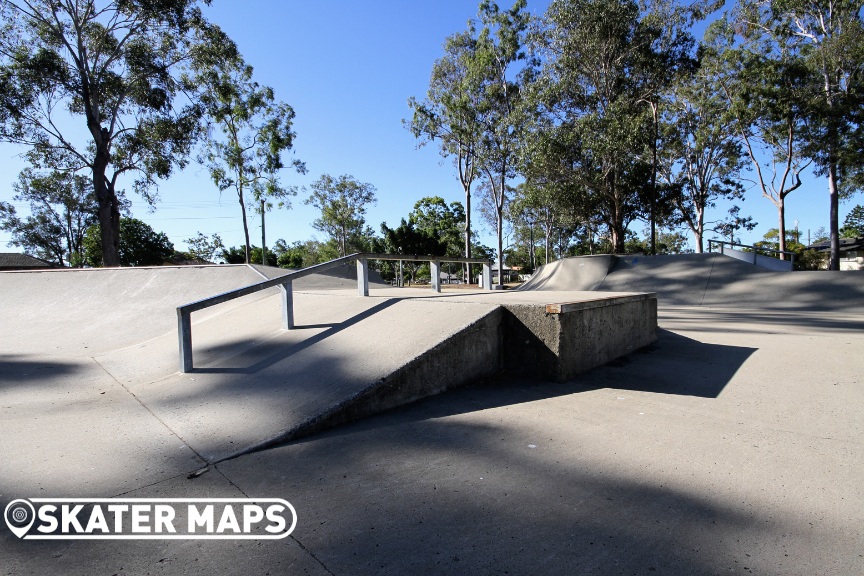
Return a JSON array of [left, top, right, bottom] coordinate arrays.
[[533, 0, 660, 253], [661, 39, 746, 253], [304, 174, 377, 257], [473, 0, 531, 285], [711, 16, 811, 259], [0, 0, 238, 266], [737, 0, 864, 269], [408, 29, 483, 278], [198, 62, 305, 264]]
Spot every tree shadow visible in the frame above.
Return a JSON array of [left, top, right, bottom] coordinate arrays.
[[213, 404, 788, 576], [0, 354, 83, 385], [190, 299, 399, 375]]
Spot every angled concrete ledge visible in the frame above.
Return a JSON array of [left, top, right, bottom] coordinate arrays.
[[504, 293, 658, 382]]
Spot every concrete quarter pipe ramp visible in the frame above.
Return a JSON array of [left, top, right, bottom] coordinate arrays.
[[525, 253, 864, 312]]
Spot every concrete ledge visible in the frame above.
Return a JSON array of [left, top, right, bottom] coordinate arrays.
[[504, 293, 657, 382], [545, 293, 657, 314]]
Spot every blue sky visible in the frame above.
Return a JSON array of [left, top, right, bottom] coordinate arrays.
[[0, 0, 859, 255]]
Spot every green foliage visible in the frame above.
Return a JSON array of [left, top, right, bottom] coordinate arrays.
[[82, 218, 174, 267], [531, 0, 688, 253], [409, 196, 467, 257], [712, 205, 758, 244], [0, 165, 99, 266], [841, 205, 864, 238], [0, 0, 238, 266], [218, 244, 277, 265], [184, 232, 224, 262], [304, 174, 377, 257], [198, 60, 305, 263], [754, 227, 825, 270]]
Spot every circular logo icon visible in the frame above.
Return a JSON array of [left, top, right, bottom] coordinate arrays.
[[4, 499, 36, 538]]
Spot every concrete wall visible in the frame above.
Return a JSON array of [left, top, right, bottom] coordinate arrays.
[[502, 294, 658, 382]]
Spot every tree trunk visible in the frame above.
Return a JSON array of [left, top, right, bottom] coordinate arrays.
[[778, 197, 786, 260], [464, 186, 472, 283], [260, 199, 266, 266], [828, 161, 840, 270], [239, 191, 251, 264], [497, 209, 504, 287], [610, 223, 625, 254], [695, 207, 705, 254], [94, 148, 121, 267], [649, 102, 659, 256]]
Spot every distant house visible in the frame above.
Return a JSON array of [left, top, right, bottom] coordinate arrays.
[[806, 237, 864, 270], [0, 253, 57, 271]]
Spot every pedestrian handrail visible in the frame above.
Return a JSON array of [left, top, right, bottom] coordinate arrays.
[[176, 253, 493, 372]]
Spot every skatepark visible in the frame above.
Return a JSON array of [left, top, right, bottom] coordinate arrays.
[[1, 253, 862, 575]]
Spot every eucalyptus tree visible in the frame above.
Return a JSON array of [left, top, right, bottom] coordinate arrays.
[[304, 174, 377, 257], [0, 164, 97, 266], [633, 0, 697, 254], [473, 0, 532, 283], [710, 15, 812, 259], [735, 0, 864, 269], [199, 63, 305, 264], [533, 0, 660, 253], [661, 40, 746, 253], [407, 29, 483, 267], [0, 0, 237, 266]]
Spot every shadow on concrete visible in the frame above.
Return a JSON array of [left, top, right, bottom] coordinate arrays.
[[217, 403, 780, 575], [259, 329, 753, 451], [661, 308, 864, 334], [0, 354, 83, 384], [191, 299, 399, 375], [576, 329, 756, 398]]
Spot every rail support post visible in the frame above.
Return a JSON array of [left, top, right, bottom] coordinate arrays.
[[177, 308, 193, 373], [430, 260, 441, 293], [357, 257, 369, 296], [280, 280, 294, 329], [482, 263, 492, 291]]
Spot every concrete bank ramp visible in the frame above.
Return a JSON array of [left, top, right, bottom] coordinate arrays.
[[524, 253, 864, 312], [518, 255, 614, 291], [0, 266, 501, 468], [1, 264, 657, 479], [0, 264, 388, 357]]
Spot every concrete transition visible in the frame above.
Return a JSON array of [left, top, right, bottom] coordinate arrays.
[[2, 255, 863, 574], [0, 263, 656, 468], [523, 252, 864, 311]]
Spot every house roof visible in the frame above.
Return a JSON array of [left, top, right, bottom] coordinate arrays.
[[0, 253, 56, 270], [807, 237, 864, 252]]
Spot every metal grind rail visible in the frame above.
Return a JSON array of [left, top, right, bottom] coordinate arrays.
[[176, 253, 494, 372]]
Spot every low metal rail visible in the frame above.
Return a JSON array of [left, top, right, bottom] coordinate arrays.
[[176, 253, 493, 372]]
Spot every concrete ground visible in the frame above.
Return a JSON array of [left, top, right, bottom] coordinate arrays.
[[2, 260, 863, 575]]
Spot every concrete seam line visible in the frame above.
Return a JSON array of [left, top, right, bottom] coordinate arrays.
[[246, 263, 270, 280], [89, 356, 209, 469], [211, 464, 337, 576], [700, 252, 717, 307]]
